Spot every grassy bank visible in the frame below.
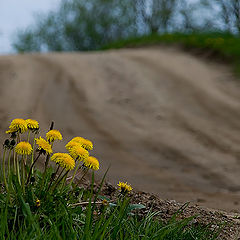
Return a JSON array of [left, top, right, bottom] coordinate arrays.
[[0, 118, 222, 239], [102, 32, 240, 75]]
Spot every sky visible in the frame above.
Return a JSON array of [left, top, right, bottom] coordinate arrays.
[[0, 0, 61, 54]]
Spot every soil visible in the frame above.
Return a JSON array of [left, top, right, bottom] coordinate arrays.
[[100, 182, 240, 240], [0, 47, 240, 214]]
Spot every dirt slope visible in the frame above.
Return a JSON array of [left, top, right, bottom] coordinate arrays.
[[1, 47, 240, 212]]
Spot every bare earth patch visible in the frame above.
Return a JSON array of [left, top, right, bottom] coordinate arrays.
[[101, 182, 240, 240]]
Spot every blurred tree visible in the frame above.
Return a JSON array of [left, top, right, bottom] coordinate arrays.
[[176, 0, 217, 33], [13, 0, 138, 52], [203, 0, 240, 33], [178, 0, 197, 32], [13, 0, 234, 52], [138, 0, 178, 34]]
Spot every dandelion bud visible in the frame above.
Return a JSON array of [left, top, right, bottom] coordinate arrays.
[[30, 177, 35, 183], [51, 173, 56, 180], [10, 139, 16, 147], [36, 199, 40, 207], [3, 139, 10, 148]]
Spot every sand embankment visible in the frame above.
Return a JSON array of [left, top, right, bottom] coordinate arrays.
[[1, 47, 240, 211]]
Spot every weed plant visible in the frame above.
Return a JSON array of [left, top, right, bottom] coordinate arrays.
[[0, 118, 221, 239]]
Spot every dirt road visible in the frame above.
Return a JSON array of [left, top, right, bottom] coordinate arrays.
[[1, 47, 240, 211]]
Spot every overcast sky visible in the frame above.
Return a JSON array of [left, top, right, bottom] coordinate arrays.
[[0, 0, 61, 54]]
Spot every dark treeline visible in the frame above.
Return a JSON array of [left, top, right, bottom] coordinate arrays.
[[13, 0, 240, 52]]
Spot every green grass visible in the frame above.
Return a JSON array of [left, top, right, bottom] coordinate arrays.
[[102, 32, 240, 76], [0, 172, 221, 240], [0, 120, 223, 239], [0, 164, 222, 240]]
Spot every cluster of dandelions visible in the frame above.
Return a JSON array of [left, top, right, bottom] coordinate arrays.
[[1, 118, 100, 193], [1, 118, 132, 203]]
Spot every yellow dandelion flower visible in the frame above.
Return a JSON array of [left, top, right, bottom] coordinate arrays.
[[65, 140, 82, 151], [6, 118, 28, 134], [15, 141, 33, 155], [36, 199, 41, 207], [35, 137, 53, 154], [102, 199, 109, 206], [118, 181, 133, 194], [83, 156, 99, 171], [6, 128, 16, 134], [69, 145, 89, 161], [71, 137, 93, 151], [51, 153, 75, 170], [46, 129, 63, 143], [26, 119, 39, 130]]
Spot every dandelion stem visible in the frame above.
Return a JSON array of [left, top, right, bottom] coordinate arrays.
[[31, 135, 36, 167], [69, 160, 82, 186], [47, 165, 60, 191], [2, 148, 8, 191], [7, 149, 12, 179], [54, 168, 65, 184], [26, 152, 41, 184], [76, 169, 89, 186], [17, 132, 20, 143], [40, 154, 52, 192], [60, 173, 68, 192], [44, 154, 50, 172], [52, 170, 69, 192], [44, 121, 54, 172], [21, 155, 25, 193], [27, 130, 31, 142], [13, 150, 16, 174], [70, 169, 89, 194], [16, 155, 21, 185]]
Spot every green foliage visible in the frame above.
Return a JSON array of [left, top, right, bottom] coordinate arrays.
[[0, 169, 221, 240], [102, 32, 240, 76]]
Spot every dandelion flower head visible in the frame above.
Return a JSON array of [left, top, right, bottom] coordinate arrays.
[[26, 119, 39, 130], [51, 153, 75, 170], [69, 145, 89, 161], [102, 199, 109, 206], [15, 141, 33, 155], [83, 156, 99, 171], [6, 128, 16, 134], [6, 118, 28, 134], [35, 137, 53, 154], [71, 137, 93, 151], [65, 140, 82, 151], [46, 129, 63, 143], [36, 199, 41, 207], [118, 181, 133, 194]]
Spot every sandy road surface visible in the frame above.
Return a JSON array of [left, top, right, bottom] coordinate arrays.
[[1, 47, 240, 211]]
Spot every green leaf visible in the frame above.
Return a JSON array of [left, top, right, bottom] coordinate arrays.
[[98, 195, 110, 201], [128, 204, 146, 211]]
